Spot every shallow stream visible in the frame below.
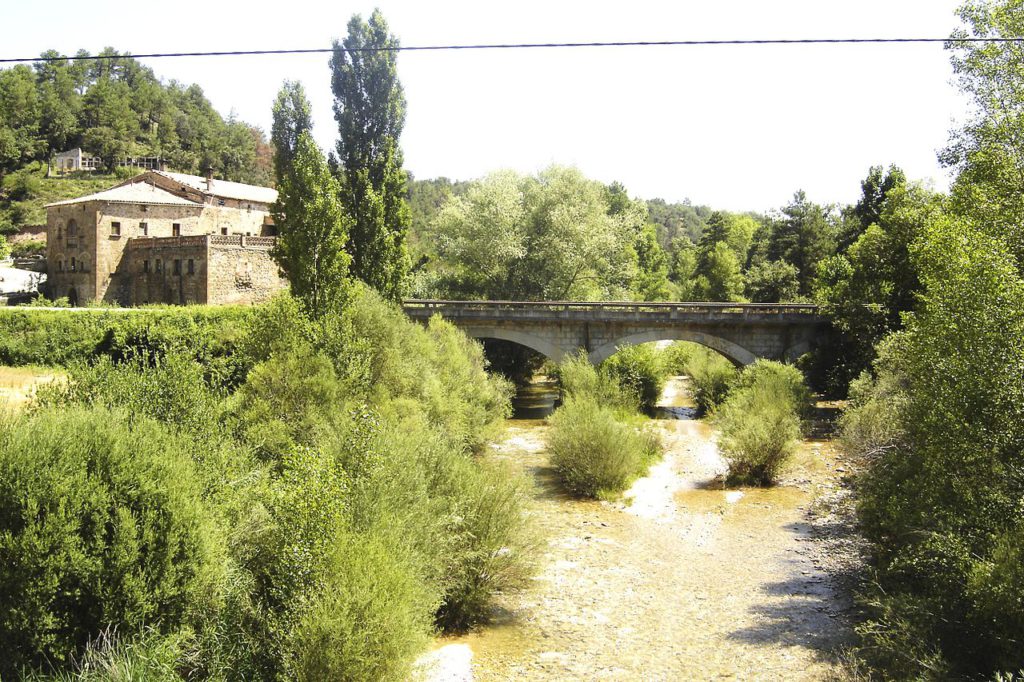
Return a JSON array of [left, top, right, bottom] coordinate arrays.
[[417, 377, 852, 681]]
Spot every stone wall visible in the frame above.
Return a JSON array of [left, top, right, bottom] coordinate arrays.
[[121, 235, 286, 306], [206, 236, 287, 305], [123, 237, 209, 305]]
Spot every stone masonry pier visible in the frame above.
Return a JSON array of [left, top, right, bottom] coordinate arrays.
[[403, 300, 826, 366]]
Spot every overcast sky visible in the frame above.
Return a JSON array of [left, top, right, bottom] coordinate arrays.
[[3, 0, 971, 212]]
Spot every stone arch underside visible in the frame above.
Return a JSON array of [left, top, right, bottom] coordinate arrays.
[[588, 329, 758, 366], [461, 326, 570, 364]]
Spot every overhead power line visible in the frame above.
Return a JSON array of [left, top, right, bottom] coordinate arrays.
[[1, 36, 1022, 64]]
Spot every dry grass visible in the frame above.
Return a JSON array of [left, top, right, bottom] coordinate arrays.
[[0, 366, 62, 413]]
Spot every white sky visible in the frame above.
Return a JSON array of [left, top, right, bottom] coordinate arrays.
[[2, 0, 970, 212]]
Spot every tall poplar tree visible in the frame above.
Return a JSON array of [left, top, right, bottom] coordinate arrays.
[[271, 132, 351, 316], [330, 10, 411, 301], [270, 80, 312, 182]]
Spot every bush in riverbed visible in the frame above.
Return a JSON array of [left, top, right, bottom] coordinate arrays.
[[714, 360, 809, 485], [715, 386, 801, 485], [547, 397, 662, 498], [684, 346, 737, 413], [601, 343, 666, 412], [555, 350, 639, 413], [660, 340, 696, 375]]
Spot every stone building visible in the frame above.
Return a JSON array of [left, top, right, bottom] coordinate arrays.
[[45, 170, 287, 306]]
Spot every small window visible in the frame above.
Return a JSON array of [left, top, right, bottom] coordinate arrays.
[[172, 223, 181, 237], [111, 221, 121, 236], [143, 260, 149, 273], [57, 260, 63, 272], [187, 259, 194, 275], [140, 222, 148, 236], [71, 257, 76, 272], [156, 259, 162, 273], [217, 199, 225, 206], [57, 224, 63, 240], [173, 259, 181, 275], [140, 205, 148, 212], [220, 227, 228, 236]]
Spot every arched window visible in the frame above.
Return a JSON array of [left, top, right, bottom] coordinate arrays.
[[71, 257, 76, 272], [67, 219, 78, 236], [56, 222, 63, 240]]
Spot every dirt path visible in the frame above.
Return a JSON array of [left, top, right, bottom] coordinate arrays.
[[417, 378, 855, 681]]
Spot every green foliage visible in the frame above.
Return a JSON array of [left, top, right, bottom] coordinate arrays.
[[0, 306, 252, 382], [944, 1, 1024, 267], [429, 166, 643, 301], [715, 360, 809, 485], [744, 259, 799, 302], [0, 407, 223, 677], [270, 80, 312, 182], [292, 531, 434, 682], [547, 396, 662, 498], [731, 359, 812, 419], [715, 387, 801, 486], [555, 350, 639, 413], [331, 10, 411, 301], [766, 190, 837, 296], [601, 343, 666, 412], [21, 628, 193, 682], [271, 131, 351, 316], [693, 241, 746, 301], [0, 50, 272, 186], [1, 291, 528, 679], [814, 178, 938, 393], [684, 346, 738, 413], [632, 223, 672, 300], [660, 341, 695, 376], [10, 237, 45, 257], [646, 197, 711, 248], [0, 233, 9, 260], [846, 215, 1024, 677]]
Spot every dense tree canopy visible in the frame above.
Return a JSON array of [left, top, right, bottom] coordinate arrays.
[[0, 49, 272, 185], [428, 167, 643, 301]]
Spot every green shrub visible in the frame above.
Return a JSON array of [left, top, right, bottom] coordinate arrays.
[[715, 385, 801, 485], [21, 628, 192, 682], [684, 346, 737, 413], [547, 397, 661, 498], [292, 531, 435, 682], [10, 238, 46, 258], [731, 359, 813, 419], [601, 343, 666, 412], [555, 350, 638, 413], [0, 407, 224, 677], [660, 341, 696, 375], [333, 414, 534, 631]]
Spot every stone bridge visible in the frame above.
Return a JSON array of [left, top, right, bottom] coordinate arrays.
[[403, 300, 826, 366]]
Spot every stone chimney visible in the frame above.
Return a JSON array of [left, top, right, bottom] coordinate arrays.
[[203, 166, 214, 191]]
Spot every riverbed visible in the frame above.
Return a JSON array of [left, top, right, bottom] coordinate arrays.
[[417, 377, 856, 680]]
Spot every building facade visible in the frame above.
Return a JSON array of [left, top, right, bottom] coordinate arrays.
[[45, 171, 286, 306]]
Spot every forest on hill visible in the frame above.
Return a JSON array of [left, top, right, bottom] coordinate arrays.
[[0, 48, 272, 191]]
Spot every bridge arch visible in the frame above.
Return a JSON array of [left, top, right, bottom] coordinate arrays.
[[461, 326, 569, 364], [588, 329, 757, 367]]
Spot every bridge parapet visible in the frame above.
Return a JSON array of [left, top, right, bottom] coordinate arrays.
[[404, 300, 822, 323], [402, 299, 826, 366]]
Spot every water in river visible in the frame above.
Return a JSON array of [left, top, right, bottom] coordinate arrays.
[[417, 376, 853, 681]]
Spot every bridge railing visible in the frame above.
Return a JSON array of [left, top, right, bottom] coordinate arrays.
[[403, 299, 822, 320]]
